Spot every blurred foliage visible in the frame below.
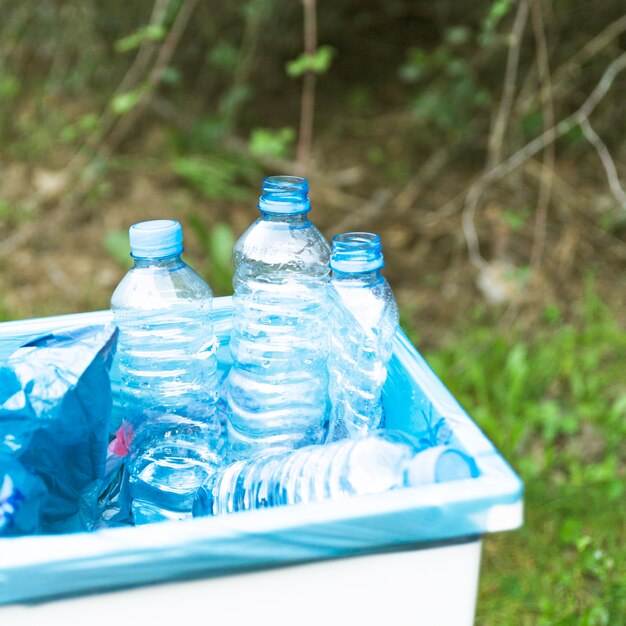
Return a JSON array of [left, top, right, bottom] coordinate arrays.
[[115, 24, 166, 54], [104, 229, 133, 270], [172, 154, 260, 201], [399, 32, 490, 138], [0, 0, 624, 168], [286, 45, 336, 77], [249, 127, 295, 159], [188, 217, 236, 296]]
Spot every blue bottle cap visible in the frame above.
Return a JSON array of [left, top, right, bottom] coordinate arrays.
[[258, 176, 311, 215], [129, 220, 183, 259], [330, 232, 384, 273]]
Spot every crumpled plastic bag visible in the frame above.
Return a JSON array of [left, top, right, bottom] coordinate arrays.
[[0, 323, 117, 535], [0, 456, 47, 535]]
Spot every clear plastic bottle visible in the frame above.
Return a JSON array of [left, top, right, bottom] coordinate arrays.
[[327, 232, 399, 441], [110, 220, 222, 524], [192, 430, 478, 517], [223, 176, 331, 459]]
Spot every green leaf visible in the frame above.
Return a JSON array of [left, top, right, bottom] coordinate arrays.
[[0, 73, 19, 99], [111, 89, 143, 115], [444, 26, 471, 46], [286, 45, 336, 77], [480, 0, 515, 46], [218, 84, 252, 117], [104, 230, 132, 269], [115, 24, 166, 54], [209, 41, 239, 73], [0, 200, 12, 218], [398, 48, 429, 83], [173, 155, 259, 202], [501, 209, 526, 231], [249, 127, 295, 159], [160, 66, 181, 86], [208, 222, 236, 274]]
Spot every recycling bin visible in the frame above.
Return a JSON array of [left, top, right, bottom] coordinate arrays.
[[0, 297, 523, 625]]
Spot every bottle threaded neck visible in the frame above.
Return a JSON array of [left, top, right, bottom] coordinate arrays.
[[259, 176, 311, 215], [330, 232, 384, 273]]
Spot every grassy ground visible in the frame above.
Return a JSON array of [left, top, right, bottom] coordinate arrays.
[[424, 283, 626, 625]]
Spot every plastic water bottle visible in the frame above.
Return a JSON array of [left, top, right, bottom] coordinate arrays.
[[110, 220, 222, 524], [192, 430, 478, 517], [223, 176, 331, 459], [327, 232, 399, 441]]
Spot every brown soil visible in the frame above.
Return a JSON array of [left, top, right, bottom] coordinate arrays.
[[1, 131, 625, 348]]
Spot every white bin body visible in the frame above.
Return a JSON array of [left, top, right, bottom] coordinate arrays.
[[1, 539, 482, 626]]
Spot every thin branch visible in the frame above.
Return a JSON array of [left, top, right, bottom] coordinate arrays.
[[529, 0, 555, 272], [99, 0, 199, 159], [487, 0, 529, 169], [579, 117, 626, 209], [296, 0, 318, 174], [466, 0, 529, 269], [551, 14, 626, 88], [393, 147, 452, 214], [460, 51, 626, 269], [496, 51, 626, 183], [228, 1, 267, 128], [66, 0, 172, 169], [116, 0, 171, 96]]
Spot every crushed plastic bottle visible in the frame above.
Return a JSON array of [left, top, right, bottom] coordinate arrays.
[[110, 220, 222, 524], [192, 430, 478, 517], [327, 232, 399, 441], [223, 176, 331, 459]]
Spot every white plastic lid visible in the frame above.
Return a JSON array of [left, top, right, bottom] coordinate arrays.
[[129, 220, 183, 259], [405, 446, 479, 486]]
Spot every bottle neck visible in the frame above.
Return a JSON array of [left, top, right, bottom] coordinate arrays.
[[331, 269, 383, 284], [258, 175, 311, 216], [133, 254, 185, 269], [259, 210, 310, 225]]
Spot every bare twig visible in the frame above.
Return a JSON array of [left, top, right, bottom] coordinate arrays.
[[393, 147, 452, 214], [551, 14, 626, 89], [91, 1, 171, 146], [501, 51, 626, 181], [228, 0, 268, 128], [64, 0, 173, 173], [462, 181, 489, 270], [529, 0, 555, 272], [460, 51, 626, 269], [296, 0, 318, 174], [99, 0, 198, 159], [487, 0, 529, 169], [516, 14, 626, 125], [579, 117, 626, 209], [465, 0, 529, 270], [0, 6, 31, 65], [117, 0, 171, 95]]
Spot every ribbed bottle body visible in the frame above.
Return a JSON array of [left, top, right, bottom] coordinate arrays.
[[193, 430, 420, 516], [224, 179, 331, 459], [112, 251, 222, 523], [327, 275, 399, 440]]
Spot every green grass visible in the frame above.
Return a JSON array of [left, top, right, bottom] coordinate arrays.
[[424, 287, 626, 624]]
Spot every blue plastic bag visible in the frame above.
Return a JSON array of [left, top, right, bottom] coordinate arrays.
[[0, 324, 117, 535]]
